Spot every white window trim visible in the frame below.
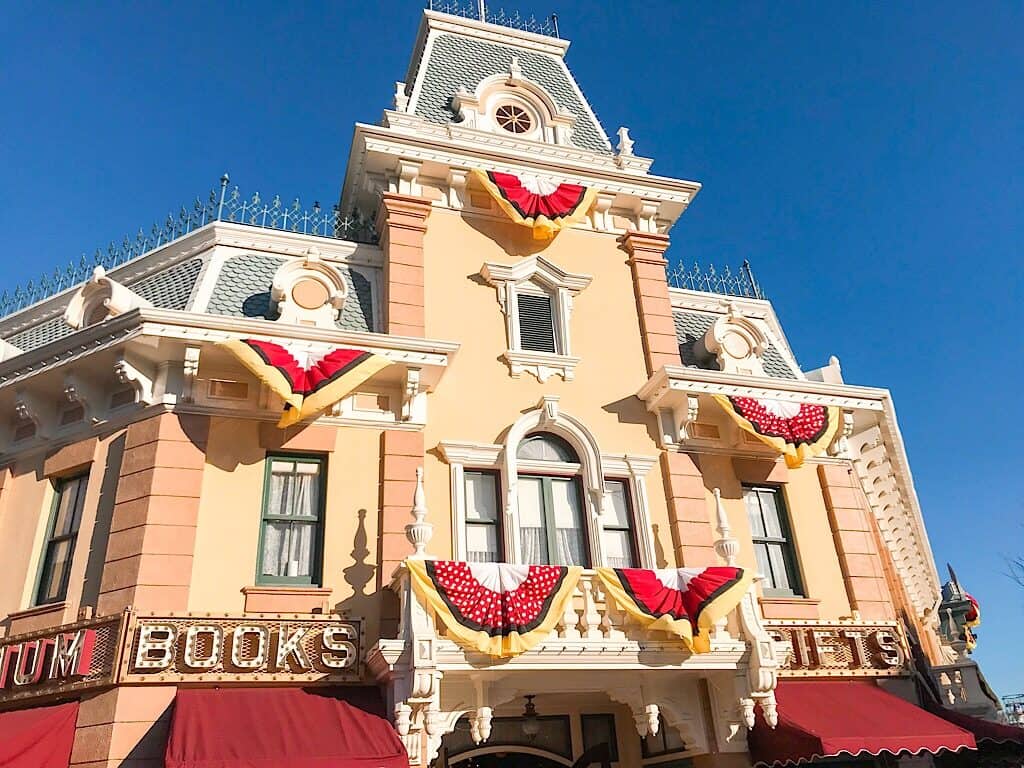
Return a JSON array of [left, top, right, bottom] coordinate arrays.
[[439, 398, 657, 568], [481, 255, 592, 383]]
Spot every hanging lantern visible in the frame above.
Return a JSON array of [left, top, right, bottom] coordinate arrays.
[[521, 695, 541, 740]]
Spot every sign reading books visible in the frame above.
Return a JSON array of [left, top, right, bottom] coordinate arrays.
[[0, 613, 124, 705], [766, 620, 910, 676], [121, 614, 363, 683]]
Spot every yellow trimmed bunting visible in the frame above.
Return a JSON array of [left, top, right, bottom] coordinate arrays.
[[219, 338, 390, 427], [596, 566, 752, 653], [406, 559, 582, 658], [471, 169, 598, 240], [713, 395, 840, 468]]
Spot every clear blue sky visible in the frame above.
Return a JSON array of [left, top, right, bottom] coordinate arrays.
[[2, 2, 1021, 691]]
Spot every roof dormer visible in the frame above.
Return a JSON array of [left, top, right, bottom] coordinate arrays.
[[63, 266, 153, 330], [451, 57, 577, 145]]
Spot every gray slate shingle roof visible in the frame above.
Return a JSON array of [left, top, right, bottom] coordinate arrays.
[[206, 254, 376, 333], [4, 258, 203, 352], [673, 310, 798, 379], [414, 33, 611, 154]]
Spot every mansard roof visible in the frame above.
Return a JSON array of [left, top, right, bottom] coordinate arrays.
[[404, 11, 612, 154]]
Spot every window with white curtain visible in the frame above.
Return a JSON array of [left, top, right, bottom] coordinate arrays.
[[601, 480, 639, 568], [515, 433, 590, 567], [258, 456, 325, 585], [744, 485, 803, 597], [464, 471, 502, 563]]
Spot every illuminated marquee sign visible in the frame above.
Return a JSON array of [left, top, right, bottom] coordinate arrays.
[[122, 614, 363, 683], [0, 613, 123, 705], [766, 620, 910, 677]]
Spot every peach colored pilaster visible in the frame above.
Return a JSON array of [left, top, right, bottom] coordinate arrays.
[[378, 430, 424, 588], [621, 230, 679, 376], [817, 463, 895, 620], [96, 413, 208, 616], [376, 193, 432, 337], [71, 685, 176, 768], [660, 451, 718, 567]]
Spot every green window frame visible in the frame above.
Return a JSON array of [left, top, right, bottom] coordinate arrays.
[[516, 473, 590, 567], [743, 485, 804, 597], [464, 470, 503, 563], [35, 473, 88, 605], [256, 454, 326, 586], [601, 479, 639, 568]]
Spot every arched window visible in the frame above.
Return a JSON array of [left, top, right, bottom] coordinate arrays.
[[516, 432, 589, 567], [517, 433, 578, 462]]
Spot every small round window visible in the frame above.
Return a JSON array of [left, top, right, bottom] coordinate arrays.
[[495, 104, 533, 134]]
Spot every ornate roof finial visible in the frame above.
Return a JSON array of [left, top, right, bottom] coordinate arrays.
[[616, 126, 635, 156]]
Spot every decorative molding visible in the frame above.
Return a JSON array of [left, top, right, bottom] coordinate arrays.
[[114, 356, 155, 406], [481, 255, 591, 383], [182, 346, 201, 403], [63, 266, 153, 330], [502, 350, 581, 383], [269, 246, 350, 328]]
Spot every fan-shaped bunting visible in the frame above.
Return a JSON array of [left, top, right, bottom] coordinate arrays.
[[596, 566, 751, 653], [406, 560, 582, 657], [713, 395, 840, 468], [965, 593, 981, 628], [219, 339, 390, 427], [471, 169, 597, 239]]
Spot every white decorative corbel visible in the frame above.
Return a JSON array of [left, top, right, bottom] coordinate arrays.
[[735, 585, 780, 728], [829, 409, 856, 458], [591, 192, 615, 231], [681, 394, 700, 440], [62, 372, 102, 424], [182, 346, 201, 403], [402, 367, 425, 423], [539, 394, 560, 425], [395, 159, 422, 197], [13, 388, 51, 439], [446, 168, 468, 210], [114, 356, 155, 405], [635, 199, 661, 234], [469, 706, 493, 745]]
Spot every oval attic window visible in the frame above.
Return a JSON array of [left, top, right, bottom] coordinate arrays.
[[495, 104, 533, 134]]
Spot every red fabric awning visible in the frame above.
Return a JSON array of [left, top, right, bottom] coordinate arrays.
[[748, 681, 976, 767], [929, 705, 1024, 745], [165, 687, 409, 768], [0, 701, 79, 768]]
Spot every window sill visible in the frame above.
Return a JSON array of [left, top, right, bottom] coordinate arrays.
[[6, 601, 68, 635], [759, 596, 821, 620], [503, 349, 580, 383], [242, 586, 333, 614]]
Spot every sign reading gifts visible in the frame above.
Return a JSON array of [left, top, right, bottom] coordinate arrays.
[[0, 614, 123, 705], [766, 620, 910, 676], [123, 615, 362, 682]]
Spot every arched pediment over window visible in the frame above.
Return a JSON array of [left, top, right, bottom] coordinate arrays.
[[452, 58, 577, 145], [63, 267, 153, 330]]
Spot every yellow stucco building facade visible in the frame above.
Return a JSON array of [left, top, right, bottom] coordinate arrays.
[[0, 7, 1009, 768]]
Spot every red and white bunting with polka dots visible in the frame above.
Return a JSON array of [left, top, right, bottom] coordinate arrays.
[[713, 395, 841, 468], [405, 560, 582, 658]]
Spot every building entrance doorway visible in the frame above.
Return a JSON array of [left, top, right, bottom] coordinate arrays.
[[452, 752, 566, 768]]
